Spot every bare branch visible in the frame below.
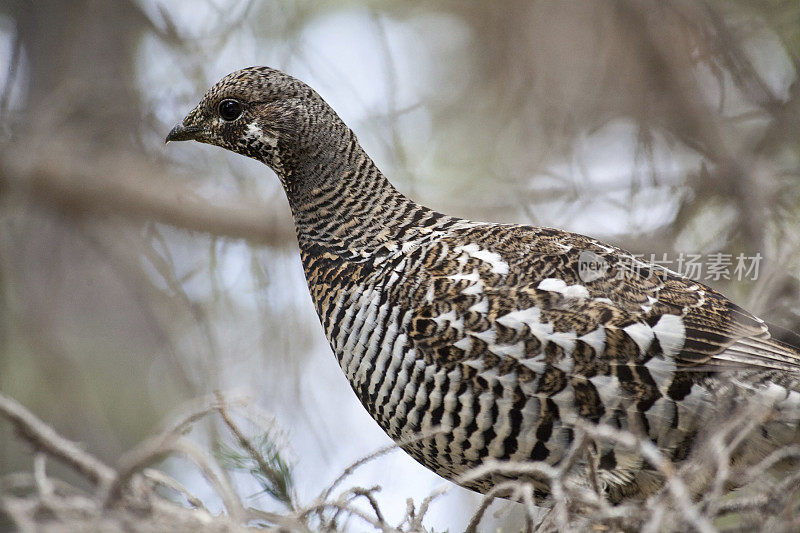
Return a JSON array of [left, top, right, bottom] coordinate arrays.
[[312, 427, 445, 510], [102, 395, 226, 507], [0, 392, 115, 487], [141, 468, 205, 510], [0, 142, 295, 247]]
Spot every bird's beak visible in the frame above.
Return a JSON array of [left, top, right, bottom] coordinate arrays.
[[165, 123, 203, 144]]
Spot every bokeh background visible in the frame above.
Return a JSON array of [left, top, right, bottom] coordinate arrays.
[[1, 1, 799, 530]]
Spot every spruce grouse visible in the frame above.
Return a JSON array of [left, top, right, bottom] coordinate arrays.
[[166, 66, 800, 502]]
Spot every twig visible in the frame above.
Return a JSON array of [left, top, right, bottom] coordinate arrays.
[[169, 439, 245, 523], [312, 427, 445, 510], [742, 444, 800, 483], [347, 486, 385, 526], [299, 501, 389, 532], [214, 391, 296, 510], [0, 392, 115, 487], [458, 458, 559, 488], [142, 468, 205, 510], [246, 506, 312, 532], [103, 394, 237, 507], [407, 484, 450, 531], [577, 421, 718, 533], [464, 479, 530, 533], [33, 453, 54, 500], [519, 483, 538, 533]]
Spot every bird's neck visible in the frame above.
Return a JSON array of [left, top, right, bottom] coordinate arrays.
[[274, 129, 448, 324], [278, 129, 436, 260]]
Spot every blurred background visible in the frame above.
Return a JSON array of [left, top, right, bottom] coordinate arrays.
[[0, 0, 799, 530]]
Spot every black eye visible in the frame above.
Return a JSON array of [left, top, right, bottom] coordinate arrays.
[[218, 99, 243, 121]]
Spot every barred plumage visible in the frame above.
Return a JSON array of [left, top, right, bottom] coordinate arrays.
[[167, 66, 800, 502]]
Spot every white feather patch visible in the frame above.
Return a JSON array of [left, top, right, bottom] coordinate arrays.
[[548, 331, 577, 355], [652, 314, 686, 356], [537, 278, 590, 299], [590, 374, 622, 407], [487, 342, 525, 359], [469, 298, 489, 313], [433, 309, 463, 332], [623, 322, 655, 353], [454, 244, 510, 275], [461, 281, 484, 295], [644, 356, 678, 392], [579, 326, 606, 353], [453, 336, 472, 352], [447, 270, 480, 282]]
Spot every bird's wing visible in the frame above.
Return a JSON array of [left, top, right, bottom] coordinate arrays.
[[405, 223, 800, 377], [399, 223, 799, 499], [403, 224, 800, 501]]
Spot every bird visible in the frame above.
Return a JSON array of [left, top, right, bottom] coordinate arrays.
[[166, 66, 800, 503]]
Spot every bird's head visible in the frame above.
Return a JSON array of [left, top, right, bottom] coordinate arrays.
[[166, 66, 345, 183]]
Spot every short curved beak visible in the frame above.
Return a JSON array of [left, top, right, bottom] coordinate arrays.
[[165, 123, 202, 144]]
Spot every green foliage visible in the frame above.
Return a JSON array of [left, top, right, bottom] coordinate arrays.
[[217, 429, 295, 510]]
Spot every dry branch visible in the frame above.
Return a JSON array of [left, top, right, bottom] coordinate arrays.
[[0, 392, 272, 532], [0, 138, 295, 247], [0, 392, 115, 487], [1, 389, 799, 532]]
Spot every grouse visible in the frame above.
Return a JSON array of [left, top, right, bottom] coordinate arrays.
[[166, 66, 800, 502]]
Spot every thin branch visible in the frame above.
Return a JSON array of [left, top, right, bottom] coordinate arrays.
[[215, 391, 296, 511], [0, 392, 115, 487], [102, 396, 225, 507], [0, 23, 21, 119], [0, 143, 295, 247], [577, 421, 718, 533], [345, 486, 385, 526], [312, 427, 445, 511], [142, 468, 205, 510], [169, 438, 246, 523]]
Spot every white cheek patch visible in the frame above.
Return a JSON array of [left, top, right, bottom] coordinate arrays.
[[244, 122, 262, 137], [243, 122, 279, 148]]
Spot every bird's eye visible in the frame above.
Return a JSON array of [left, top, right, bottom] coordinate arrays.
[[218, 99, 243, 121]]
